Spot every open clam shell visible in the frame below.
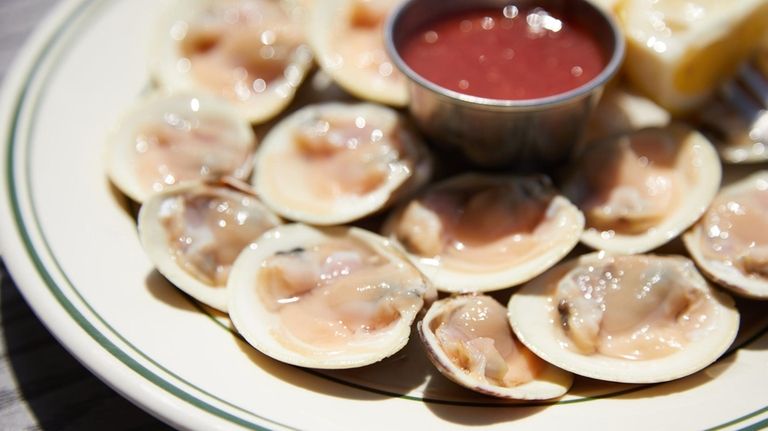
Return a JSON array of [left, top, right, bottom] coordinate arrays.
[[684, 171, 768, 299], [138, 179, 281, 311], [563, 124, 721, 254], [508, 252, 739, 384], [228, 223, 432, 368], [106, 92, 256, 203], [150, 0, 314, 123], [384, 174, 584, 293], [419, 294, 572, 400], [308, 0, 408, 106], [254, 102, 432, 225]]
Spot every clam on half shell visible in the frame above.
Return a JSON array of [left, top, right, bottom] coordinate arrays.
[[106, 92, 256, 203], [562, 124, 721, 254], [684, 171, 768, 299], [151, 0, 314, 123], [308, 0, 408, 106], [228, 224, 433, 369], [138, 179, 281, 311], [254, 102, 431, 225], [420, 295, 572, 400], [383, 174, 584, 293], [508, 253, 739, 384]]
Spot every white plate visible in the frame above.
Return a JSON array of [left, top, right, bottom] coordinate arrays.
[[2, 1, 768, 429]]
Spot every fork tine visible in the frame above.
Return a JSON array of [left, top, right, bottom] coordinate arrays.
[[738, 62, 768, 107], [720, 79, 762, 122]]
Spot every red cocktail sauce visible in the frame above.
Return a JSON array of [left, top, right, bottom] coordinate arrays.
[[399, 6, 607, 100]]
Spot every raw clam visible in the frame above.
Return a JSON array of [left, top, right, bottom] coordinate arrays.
[[684, 171, 768, 299], [420, 294, 572, 400], [562, 125, 721, 254], [228, 223, 433, 368], [508, 252, 739, 383], [151, 0, 314, 123], [383, 174, 584, 293], [106, 92, 256, 203], [308, 0, 408, 106], [254, 102, 431, 225], [138, 179, 281, 311]]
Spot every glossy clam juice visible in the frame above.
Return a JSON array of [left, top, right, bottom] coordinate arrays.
[[398, 5, 607, 100]]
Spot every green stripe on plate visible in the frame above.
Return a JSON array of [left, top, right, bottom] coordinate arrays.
[[5, 1, 293, 429], [4, 0, 768, 429]]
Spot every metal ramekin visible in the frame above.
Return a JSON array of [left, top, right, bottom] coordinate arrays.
[[385, 0, 625, 169]]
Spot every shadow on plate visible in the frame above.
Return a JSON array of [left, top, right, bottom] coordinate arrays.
[[107, 179, 139, 222], [734, 296, 768, 352], [422, 373, 549, 425], [145, 265, 437, 403], [0, 260, 172, 429], [144, 269, 202, 312], [743, 332, 768, 351], [232, 332, 395, 401], [232, 323, 435, 402], [606, 353, 736, 401]]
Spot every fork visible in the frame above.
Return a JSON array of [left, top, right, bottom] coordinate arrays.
[[719, 58, 768, 147]]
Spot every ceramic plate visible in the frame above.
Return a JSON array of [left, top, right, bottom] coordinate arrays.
[[2, 0, 768, 429]]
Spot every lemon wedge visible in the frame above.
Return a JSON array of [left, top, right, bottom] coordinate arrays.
[[619, 0, 768, 114]]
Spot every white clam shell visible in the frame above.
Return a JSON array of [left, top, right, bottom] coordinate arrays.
[[508, 252, 740, 384], [419, 294, 572, 400], [228, 223, 431, 368], [105, 92, 256, 203], [253, 102, 431, 225], [384, 174, 585, 293], [138, 179, 281, 311], [567, 125, 721, 254], [150, 0, 314, 124], [308, 0, 408, 106], [684, 170, 768, 299]]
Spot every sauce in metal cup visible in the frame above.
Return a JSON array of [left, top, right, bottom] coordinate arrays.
[[385, 0, 625, 169]]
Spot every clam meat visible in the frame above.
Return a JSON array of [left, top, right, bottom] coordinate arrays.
[[383, 174, 584, 293], [151, 0, 313, 123], [254, 102, 431, 225], [420, 294, 572, 400], [106, 93, 256, 203], [139, 179, 281, 311], [562, 125, 721, 254], [308, 0, 408, 106], [228, 224, 433, 368], [684, 171, 768, 299], [508, 253, 739, 383]]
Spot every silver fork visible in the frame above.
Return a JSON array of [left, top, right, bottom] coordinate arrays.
[[719, 59, 768, 147]]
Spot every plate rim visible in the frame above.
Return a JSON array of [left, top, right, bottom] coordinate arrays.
[[0, 1, 283, 429], [1, 1, 767, 430]]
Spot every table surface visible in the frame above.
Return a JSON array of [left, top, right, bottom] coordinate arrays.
[[0, 1, 172, 429]]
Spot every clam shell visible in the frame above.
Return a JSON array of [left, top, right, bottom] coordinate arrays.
[[384, 173, 584, 293], [565, 125, 721, 254], [228, 223, 431, 368], [138, 179, 282, 311], [150, 0, 314, 123], [684, 170, 768, 299], [253, 102, 431, 225], [508, 252, 740, 384], [419, 294, 572, 400], [106, 92, 256, 203], [308, 0, 408, 106]]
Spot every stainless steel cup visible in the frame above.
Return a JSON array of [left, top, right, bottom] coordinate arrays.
[[385, 0, 625, 169]]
